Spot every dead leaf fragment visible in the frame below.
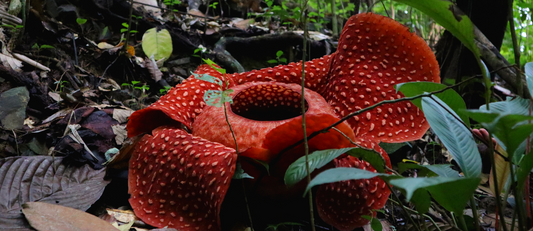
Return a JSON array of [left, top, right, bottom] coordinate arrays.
[[22, 202, 117, 231], [112, 124, 127, 145], [113, 109, 134, 124]]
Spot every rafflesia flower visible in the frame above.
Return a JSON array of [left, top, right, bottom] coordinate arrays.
[[127, 13, 440, 231]]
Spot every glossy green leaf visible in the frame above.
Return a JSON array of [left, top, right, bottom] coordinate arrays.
[[347, 148, 387, 173], [370, 217, 383, 231], [305, 168, 398, 195], [141, 28, 173, 61], [411, 189, 431, 213], [284, 147, 353, 186], [468, 111, 533, 161], [397, 82, 469, 126], [422, 96, 481, 178], [479, 97, 530, 117], [203, 58, 226, 74], [425, 165, 460, 177], [193, 72, 223, 86]]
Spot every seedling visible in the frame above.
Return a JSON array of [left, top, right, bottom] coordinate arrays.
[[267, 50, 287, 64]]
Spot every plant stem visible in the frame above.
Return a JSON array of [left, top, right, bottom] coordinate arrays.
[[457, 213, 469, 231], [223, 83, 254, 230], [469, 196, 480, 231], [300, 2, 316, 230]]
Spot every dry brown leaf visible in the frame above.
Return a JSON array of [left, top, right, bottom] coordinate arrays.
[[113, 108, 134, 124], [112, 124, 127, 145], [22, 202, 117, 231]]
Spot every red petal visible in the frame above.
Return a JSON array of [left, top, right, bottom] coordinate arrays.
[[324, 13, 440, 143], [192, 81, 351, 163], [128, 126, 237, 231], [316, 147, 391, 231], [227, 54, 336, 92], [127, 65, 232, 137]]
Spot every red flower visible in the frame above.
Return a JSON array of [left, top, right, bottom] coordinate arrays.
[[127, 13, 440, 231]]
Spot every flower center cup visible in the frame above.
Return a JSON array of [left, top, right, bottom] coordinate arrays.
[[230, 84, 308, 121]]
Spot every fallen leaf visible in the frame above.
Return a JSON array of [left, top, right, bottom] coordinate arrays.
[[112, 109, 134, 124], [0, 156, 109, 230], [22, 202, 117, 231], [112, 124, 127, 145], [80, 110, 119, 139]]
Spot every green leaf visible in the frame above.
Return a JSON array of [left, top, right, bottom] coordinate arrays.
[[305, 168, 398, 195], [370, 217, 383, 231], [276, 50, 284, 57], [411, 189, 431, 213], [422, 96, 481, 178], [279, 58, 287, 63], [525, 62, 533, 97], [76, 18, 87, 25], [468, 109, 533, 162], [193, 72, 223, 87], [202, 59, 226, 74], [425, 165, 460, 177], [285, 147, 354, 186], [392, 0, 480, 59], [516, 151, 533, 192], [267, 59, 278, 64], [347, 148, 387, 173], [379, 142, 409, 154], [122, 22, 129, 28], [397, 82, 469, 126], [39, 44, 55, 49], [389, 177, 480, 213], [203, 90, 223, 107], [479, 97, 530, 117], [141, 28, 173, 61]]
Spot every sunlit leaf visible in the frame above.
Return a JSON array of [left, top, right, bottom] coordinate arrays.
[[141, 28, 173, 61]]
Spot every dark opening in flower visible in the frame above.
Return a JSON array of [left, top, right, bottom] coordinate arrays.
[[231, 84, 308, 121]]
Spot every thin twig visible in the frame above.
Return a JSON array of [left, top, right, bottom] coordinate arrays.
[[300, 2, 316, 230]]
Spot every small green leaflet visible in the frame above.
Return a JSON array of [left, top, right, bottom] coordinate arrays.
[[202, 58, 226, 74], [192, 72, 223, 87], [203, 89, 234, 107]]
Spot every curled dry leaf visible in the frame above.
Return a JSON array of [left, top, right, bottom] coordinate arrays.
[[22, 202, 117, 231], [0, 156, 109, 230]]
